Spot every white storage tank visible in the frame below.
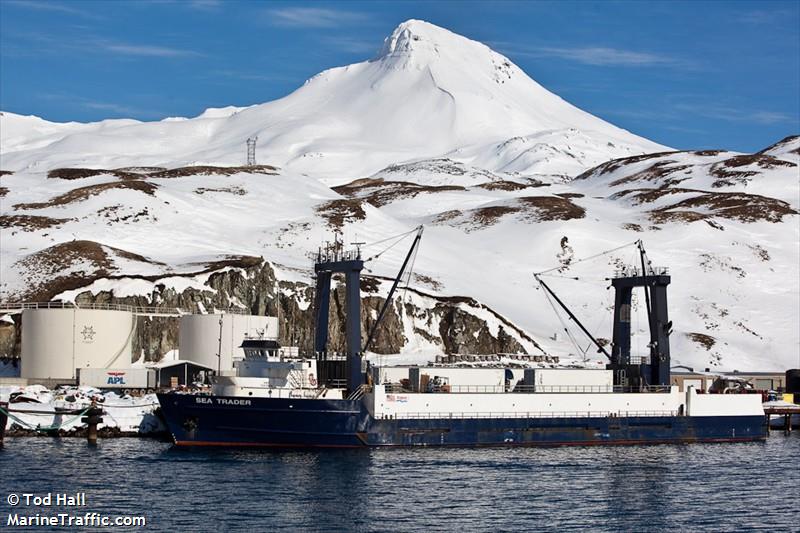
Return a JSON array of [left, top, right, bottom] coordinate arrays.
[[178, 314, 279, 372], [21, 307, 135, 381]]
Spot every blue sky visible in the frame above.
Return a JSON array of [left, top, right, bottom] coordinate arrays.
[[1, 0, 798, 152]]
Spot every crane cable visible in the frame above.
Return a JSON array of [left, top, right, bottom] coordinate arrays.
[[534, 240, 639, 277], [401, 235, 421, 303], [579, 298, 613, 362], [361, 228, 420, 263], [361, 227, 420, 249], [538, 279, 586, 358], [534, 240, 644, 361]]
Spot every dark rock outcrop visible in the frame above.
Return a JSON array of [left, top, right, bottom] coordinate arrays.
[[36, 260, 543, 362]]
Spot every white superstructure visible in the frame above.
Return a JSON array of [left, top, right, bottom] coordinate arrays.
[[366, 383, 763, 420], [363, 366, 763, 419], [212, 357, 344, 399], [213, 360, 764, 419]]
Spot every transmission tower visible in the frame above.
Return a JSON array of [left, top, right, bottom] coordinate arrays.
[[246, 137, 257, 166]]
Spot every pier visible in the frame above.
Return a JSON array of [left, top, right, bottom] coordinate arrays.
[[0, 401, 7, 447], [764, 404, 800, 434]]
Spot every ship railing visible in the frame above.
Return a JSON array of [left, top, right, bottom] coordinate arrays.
[[382, 383, 414, 393], [0, 301, 248, 316], [347, 384, 373, 400], [379, 384, 673, 394], [315, 352, 349, 361], [379, 410, 678, 420], [613, 266, 669, 278], [509, 385, 673, 394]]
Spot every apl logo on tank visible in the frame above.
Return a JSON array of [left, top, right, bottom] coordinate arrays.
[[106, 371, 126, 385]]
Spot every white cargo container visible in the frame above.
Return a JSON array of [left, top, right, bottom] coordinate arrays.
[[524, 368, 613, 392], [373, 366, 414, 384], [78, 368, 156, 390], [409, 367, 507, 392]]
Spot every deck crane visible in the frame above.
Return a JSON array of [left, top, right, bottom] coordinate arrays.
[[313, 226, 424, 394], [534, 240, 673, 389]]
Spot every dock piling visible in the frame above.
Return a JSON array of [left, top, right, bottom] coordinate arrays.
[[764, 405, 799, 436], [81, 401, 104, 446], [0, 401, 7, 447]]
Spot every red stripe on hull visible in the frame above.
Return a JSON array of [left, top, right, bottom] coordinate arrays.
[[174, 440, 364, 448], [173, 436, 765, 449]]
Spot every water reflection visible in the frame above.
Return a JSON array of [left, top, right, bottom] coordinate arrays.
[[0, 437, 796, 532]]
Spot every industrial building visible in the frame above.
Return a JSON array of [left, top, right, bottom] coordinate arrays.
[[671, 370, 787, 392], [155, 359, 215, 388], [3, 302, 279, 387]]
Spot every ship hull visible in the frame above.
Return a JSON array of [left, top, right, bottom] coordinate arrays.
[[157, 393, 767, 448]]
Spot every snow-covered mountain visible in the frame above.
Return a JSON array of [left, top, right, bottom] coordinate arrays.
[[1, 20, 798, 372], [0, 20, 663, 184]]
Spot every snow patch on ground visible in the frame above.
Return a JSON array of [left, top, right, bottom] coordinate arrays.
[[1, 385, 163, 434]]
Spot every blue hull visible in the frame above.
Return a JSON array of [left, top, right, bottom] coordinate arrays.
[[157, 393, 767, 448]]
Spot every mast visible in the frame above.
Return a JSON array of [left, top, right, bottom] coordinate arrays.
[[313, 238, 364, 392], [638, 240, 655, 363]]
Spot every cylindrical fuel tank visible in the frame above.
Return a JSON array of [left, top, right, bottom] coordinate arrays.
[[786, 369, 800, 394], [178, 314, 278, 371], [21, 307, 135, 380]]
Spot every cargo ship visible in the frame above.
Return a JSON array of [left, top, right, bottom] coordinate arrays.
[[157, 232, 767, 447]]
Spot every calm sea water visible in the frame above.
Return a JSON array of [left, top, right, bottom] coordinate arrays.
[[1, 435, 798, 532]]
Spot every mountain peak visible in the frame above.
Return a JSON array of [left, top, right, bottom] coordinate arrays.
[[378, 19, 483, 62], [0, 19, 665, 177]]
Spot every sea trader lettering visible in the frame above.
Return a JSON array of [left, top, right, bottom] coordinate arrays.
[[195, 397, 252, 406]]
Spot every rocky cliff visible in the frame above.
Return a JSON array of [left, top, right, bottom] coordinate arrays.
[[0, 260, 543, 362]]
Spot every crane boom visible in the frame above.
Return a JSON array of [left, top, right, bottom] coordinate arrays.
[[535, 274, 611, 359], [363, 226, 424, 353]]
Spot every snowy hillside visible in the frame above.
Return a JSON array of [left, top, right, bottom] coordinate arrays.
[[1, 21, 798, 372]]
